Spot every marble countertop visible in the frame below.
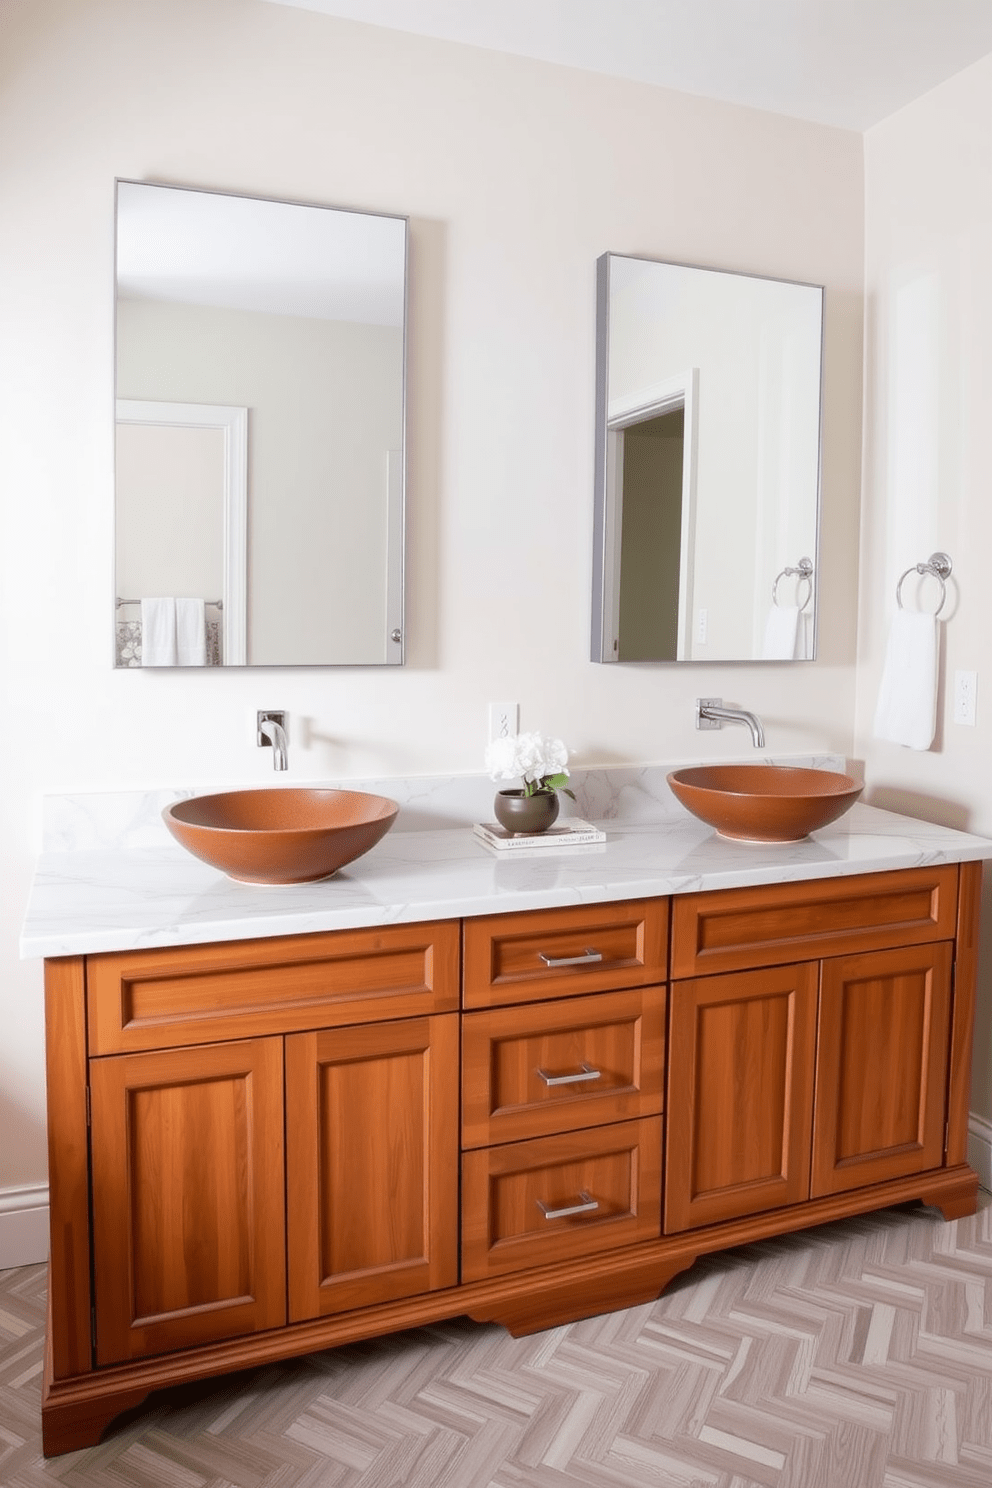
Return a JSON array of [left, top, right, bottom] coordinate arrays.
[[21, 793, 992, 959]]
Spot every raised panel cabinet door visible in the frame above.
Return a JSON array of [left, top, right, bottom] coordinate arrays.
[[811, 943, 953, 1196], [665, 963, 818, 1233], [90, 1038, 286, 1365], [286, 1014, 459, 1321]]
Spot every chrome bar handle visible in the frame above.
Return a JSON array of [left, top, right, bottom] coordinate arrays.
[[538, 947, 603, 968], [537, 1191, 600, 1221], [536, 1063, 602, 1087]]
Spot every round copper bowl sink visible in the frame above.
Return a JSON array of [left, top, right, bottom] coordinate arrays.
[[163, 788, 399, 884], [667, 764, 863, 843]]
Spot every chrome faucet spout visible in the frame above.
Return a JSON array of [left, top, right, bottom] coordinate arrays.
[[257, 712, 289, 771], [696, 698, 766, 749]]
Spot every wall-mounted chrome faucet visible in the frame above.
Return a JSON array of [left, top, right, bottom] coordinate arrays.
[[257, 710, 289, 771], [696, 697, 766, 749]]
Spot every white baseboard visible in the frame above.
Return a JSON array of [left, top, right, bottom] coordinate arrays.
[[968, 1113, 992, 1193], [0, 1185, 49, 1270]]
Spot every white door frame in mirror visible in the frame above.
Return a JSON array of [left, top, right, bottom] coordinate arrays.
[[116, 400, 248, 666], [591, 252, 823, 664], [605, 369, 699, 661]]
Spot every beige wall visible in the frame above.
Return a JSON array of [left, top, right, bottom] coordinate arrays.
[[858, 52, 992, 1123], [0, 0, 864, 1216]]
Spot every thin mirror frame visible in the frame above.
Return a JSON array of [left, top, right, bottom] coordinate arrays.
[[591, 252, 824, 664], [112, 178, 409, 669]]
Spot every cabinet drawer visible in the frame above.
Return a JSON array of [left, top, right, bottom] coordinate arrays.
[[670, 866, 959, 979], [87, 921, 460, 1054], [463, 898, 668, 1009], [461, 1118, 661, 1280], [462, 988, 665, 1147]]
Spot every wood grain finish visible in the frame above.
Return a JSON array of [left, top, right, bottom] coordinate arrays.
[[40, 1162, 978, 1456], [39, 863, 983, 1457], [811, 942, 953, 1195], [43, 957, 92, 1381], [670, 865, 958, 978], [463, 898, 668, 1009], [666, 962, 818, 1232], [285, 1014, 458, 1321], [87, 920, 460, 1053], [461, 1117, 662, 1281], [947, 861, 982, 1165], [461, 986, 664, 1147], [89, 1038, 287, 1364]]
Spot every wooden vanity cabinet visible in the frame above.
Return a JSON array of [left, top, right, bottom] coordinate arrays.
[[665, 866, 969, 1234], [41, 866, 982, 1457]]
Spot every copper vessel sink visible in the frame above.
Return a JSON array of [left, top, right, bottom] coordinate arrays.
[[667, 764, 862, 843], [163, 788, 399, 884]]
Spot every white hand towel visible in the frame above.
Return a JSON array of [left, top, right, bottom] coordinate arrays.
[[761, 605, 800, 660], [873, 609, 938, 750], [175, 598, 206, 667], [140, 598, 177, 666]]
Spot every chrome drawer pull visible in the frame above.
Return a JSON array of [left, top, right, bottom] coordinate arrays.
[[538, 1191, 600, 1221], [536, 1063, 602, 1087], [538, 947, 603, 968]]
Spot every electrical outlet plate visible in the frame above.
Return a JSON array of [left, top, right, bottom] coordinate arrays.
[[953, 671, 977, 727], [488, 701, 519, 744]]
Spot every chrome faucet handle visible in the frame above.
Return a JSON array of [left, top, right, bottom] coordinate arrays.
[[257, 711, 289, 771]]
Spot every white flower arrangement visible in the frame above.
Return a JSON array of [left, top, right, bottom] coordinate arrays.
[[484, 731, 574, 799]]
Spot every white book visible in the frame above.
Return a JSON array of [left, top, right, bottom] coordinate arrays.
[[473, 818, 606, 851]]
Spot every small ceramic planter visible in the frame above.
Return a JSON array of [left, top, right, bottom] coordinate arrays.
[[493, 789, 560, 835]]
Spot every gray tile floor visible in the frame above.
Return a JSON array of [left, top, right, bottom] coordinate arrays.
[[3, 1197, 992, 1486]]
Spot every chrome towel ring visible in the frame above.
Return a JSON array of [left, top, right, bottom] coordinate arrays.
[[772, 556, 813, 611], [895, 552, 952, 616]]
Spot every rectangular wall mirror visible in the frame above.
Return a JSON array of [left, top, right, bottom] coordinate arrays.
[[591, 253, 823, 663], [114, 180, 407, 667]]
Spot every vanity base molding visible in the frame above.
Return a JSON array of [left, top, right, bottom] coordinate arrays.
[[41, 1164, 977, 1457]]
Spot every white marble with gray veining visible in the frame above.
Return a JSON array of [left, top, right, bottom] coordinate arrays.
[[21, 757, 992, 959], [38, 754, 849, 851]]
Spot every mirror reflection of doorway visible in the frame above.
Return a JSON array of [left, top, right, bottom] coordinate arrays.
[[115, 400, 248, 666], [617, 407, 685, 661], [604, 367, 698, 661]]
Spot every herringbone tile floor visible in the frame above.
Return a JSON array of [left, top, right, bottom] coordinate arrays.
[[3, 1198, 992, 1487]]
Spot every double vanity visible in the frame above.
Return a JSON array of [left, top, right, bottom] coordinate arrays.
[[22, 763, 992, 1456]]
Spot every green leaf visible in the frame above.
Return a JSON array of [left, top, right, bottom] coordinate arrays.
[[544, 773, 570, 791]]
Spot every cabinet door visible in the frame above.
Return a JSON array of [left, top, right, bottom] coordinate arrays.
[[286, 1014, 458, 1321], [811, 943, 953, 1196], [90, 1038, 286, 1365], [666, 963, 818, 1232]]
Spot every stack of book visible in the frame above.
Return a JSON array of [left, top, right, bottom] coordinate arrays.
[[473, 818, 606, 852]]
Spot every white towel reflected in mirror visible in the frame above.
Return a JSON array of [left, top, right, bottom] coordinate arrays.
[[762, 605, 801, 660], [140, 598, 207, 667]]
